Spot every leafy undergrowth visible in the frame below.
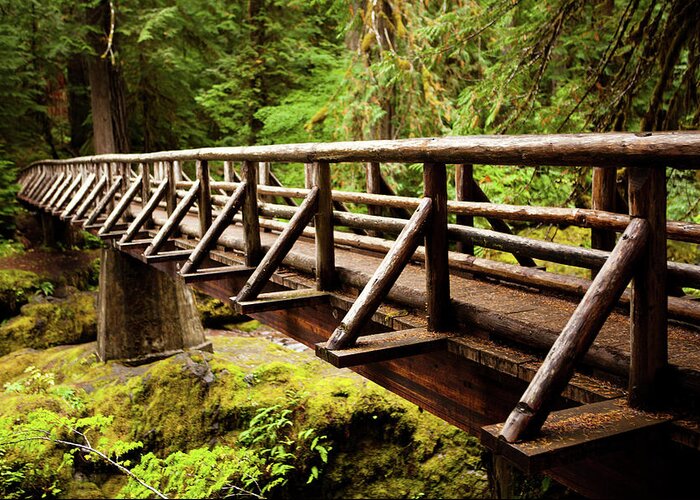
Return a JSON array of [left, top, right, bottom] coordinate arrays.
[[0, 336, 489, 499]]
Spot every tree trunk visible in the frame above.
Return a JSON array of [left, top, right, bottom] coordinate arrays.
[[88, 0, 207, 362]]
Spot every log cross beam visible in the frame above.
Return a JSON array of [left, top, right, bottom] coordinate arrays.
[[74, 175, 108, 221], [98, 174, 144, 236], [46, 173, 72, 209], [179, 182, 248, 275], [39, 172, 66, 206], [499, 217, 650, 443], [53, 174, 83, 213], [234, 187, 320, 303], [325, 197, 433, 350], [143, 180, 201, 257], [118, 179, 168, 244], [62, 173, 97, 219], [84, 176, 124, 228]]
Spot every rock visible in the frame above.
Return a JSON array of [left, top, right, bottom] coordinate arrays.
[[0, 269, 44, 319], [0, 291, 97, 355]]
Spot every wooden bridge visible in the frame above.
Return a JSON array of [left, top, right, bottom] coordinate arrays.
[[17, 132, 700, 496]]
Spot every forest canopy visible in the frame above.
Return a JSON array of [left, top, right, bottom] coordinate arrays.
[[1, 0, 698, 165], [0, 0, 698, 224]]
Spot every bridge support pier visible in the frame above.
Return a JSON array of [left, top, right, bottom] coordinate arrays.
[[97, 246, 209, 363]]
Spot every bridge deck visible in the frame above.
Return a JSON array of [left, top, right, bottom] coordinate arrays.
[[154, 208, 700, 393]]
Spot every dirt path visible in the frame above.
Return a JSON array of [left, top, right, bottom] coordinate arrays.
[[0, 249, 100, 281]]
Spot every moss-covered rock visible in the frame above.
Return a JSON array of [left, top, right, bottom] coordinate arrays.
[[0, 269, 44, 319], [0, 336, 489, 499], [193, 291, 246, 328], [0, 291, 96, 355]]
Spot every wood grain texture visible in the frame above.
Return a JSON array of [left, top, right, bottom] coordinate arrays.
[[500, 218, 650, 442]]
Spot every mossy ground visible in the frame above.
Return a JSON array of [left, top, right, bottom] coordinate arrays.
[[0, 334, 489, 499]]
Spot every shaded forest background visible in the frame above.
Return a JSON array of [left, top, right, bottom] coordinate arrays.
[[1, 0, 699, 226]]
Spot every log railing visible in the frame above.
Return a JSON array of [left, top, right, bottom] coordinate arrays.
[[17, 132, 700, 443]]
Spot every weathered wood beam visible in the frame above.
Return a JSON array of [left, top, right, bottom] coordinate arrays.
[[314, 161, 335, 291], [46, 174, 73, 210], [326, 198, 433, 350], [197, 160, 212, 237], [98, 174, 143, 236], [483, 398, 672, 474], [84, 176, 124, 228], [73, 175, 108, 222], [119, 179, 169, 244], [241, 160, 262, 266], [500, 218, 650, 443], [455, 164, 475, 254], [143, 180, 200, 257], [26, 132, 700, 168], [234, 288, 329, 314], [179, 182, 247, 275], [424, 162, 450, 332], [317, 328, 452, 368], [628, 168, 668, 409], [235, 187, 320, 302], [62, 173, 96, 219], [181, 265, 254, 284]]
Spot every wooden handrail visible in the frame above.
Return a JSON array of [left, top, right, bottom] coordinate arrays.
[[23, 132, 700, 168]]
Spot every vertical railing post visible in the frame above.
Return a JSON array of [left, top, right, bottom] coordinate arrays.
[[366, 162, 382, 237], [628, 167, 668, 409], [424, 162, 450, 332], [455, 163, 474, 254], [224, 161, 234, 183], [314, 161, 335, 291], [197, 160, 212, 237], [241, 160, 262, 266], [591, 166, 617, 278], [166, 161, 177, 215], [304, 163, 314, 189], [139, 163, 151, 229], [173, 160, 182, 182]]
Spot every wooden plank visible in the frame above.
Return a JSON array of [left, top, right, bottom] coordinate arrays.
[[116, 238, 153, 250], [628, 167, 668, 409], [142, 249, 192, 263], [482, 398, 672, 474], [316, 328, 452, 368], [181, 265, 255, 284], [499, 218, 650, 442], [233, 289, 329, 314]]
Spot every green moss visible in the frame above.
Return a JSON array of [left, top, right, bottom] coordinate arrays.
[[0, 336, 489, 499], [228, 319, 262, 332], [0, 291, 96, 355], [193, 291, 245, 328], [0, 269, 43, 319]]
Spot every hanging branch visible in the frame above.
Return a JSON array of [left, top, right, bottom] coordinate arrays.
[[100, 0, 116, 65]]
